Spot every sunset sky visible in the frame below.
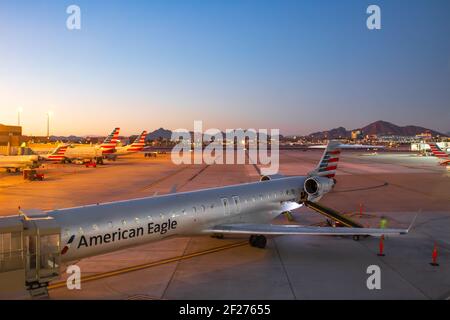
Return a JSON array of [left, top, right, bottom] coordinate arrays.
[[1, 0, 449, 136]]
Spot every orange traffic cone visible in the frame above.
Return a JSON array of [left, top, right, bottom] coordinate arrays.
[[430, 243, 439, 266], [377, 235, 385, 256]]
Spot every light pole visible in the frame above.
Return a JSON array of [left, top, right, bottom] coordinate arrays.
[[47, 111, 53, 138], [17, 107, 23, 126]]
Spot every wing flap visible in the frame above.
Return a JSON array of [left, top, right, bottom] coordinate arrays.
[[203, 223, 408, 236]]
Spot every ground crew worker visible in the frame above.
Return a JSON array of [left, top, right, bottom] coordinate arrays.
[[380, 216, 388, 229]]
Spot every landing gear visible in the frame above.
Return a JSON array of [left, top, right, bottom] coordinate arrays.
[[211, 233, 224, 239], [249, 235, 267, 249]]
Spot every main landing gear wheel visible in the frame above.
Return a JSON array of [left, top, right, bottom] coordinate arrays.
[[249, 235, 267, 249]]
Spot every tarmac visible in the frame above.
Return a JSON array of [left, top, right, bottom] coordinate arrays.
[[0, 150, 449, 299]]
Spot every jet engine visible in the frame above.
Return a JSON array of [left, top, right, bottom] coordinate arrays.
[[260, 174, 286, 181], [303, 176, 335, 198]]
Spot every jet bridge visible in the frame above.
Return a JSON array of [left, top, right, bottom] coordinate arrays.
[[0, 209, 61, 298]]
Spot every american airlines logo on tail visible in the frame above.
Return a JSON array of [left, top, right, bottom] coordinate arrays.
[[126, 131, 147, 152], [47, 145, 68, 161], [309, 141, 341, 179], [100, 127, 120, 154], [429, 143, 448, 159], [428, 142, 450, 166]]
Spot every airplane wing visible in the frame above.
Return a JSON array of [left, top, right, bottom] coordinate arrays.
[[309, 144, 384, 149], [203, 224, 409, 236]]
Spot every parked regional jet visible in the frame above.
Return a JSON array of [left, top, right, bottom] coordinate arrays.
[[0, 155, 39, 172], [24, 140, 410, 264], [428, 142, 450, 165]]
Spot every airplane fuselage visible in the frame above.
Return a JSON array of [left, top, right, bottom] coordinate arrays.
[[0, 155, 39, 169], [50, 176, 307, 262]]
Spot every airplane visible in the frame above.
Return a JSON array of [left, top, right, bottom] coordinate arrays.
[[62, 128, 121, 164], [428, 142, 449, 165], [0, 154, 40, 172], [24, 140, 411, 264]]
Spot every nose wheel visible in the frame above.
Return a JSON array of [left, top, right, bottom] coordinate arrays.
[[249, 235, 267, 249]]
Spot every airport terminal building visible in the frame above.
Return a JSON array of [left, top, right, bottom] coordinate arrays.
[[0, 124, 23, 155]]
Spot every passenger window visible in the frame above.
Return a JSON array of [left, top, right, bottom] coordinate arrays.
[[135, 217, 140, 224], [122, 220, 127, 226], [92, 224, 99, 231], [192, 207, 197, 214], [232, 196, 241, 213], [108, 222, 113, 228], [201, 205, 206, 212], [78, 227, 84, 235], [221, 198, 230, 215]]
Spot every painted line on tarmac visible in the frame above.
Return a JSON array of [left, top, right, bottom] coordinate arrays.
[[48, 241, 247, 290], [139, 166, 189, 191]]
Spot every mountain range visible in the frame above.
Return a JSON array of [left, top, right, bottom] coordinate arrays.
[[308, 120, 445, 139]]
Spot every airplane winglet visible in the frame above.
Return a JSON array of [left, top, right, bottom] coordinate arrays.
[[407, 211, 420, 233]]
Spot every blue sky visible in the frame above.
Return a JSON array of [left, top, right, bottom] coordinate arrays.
[[0, 0, 449, 136]]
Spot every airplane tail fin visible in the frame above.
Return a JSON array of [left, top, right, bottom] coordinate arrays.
[[429, 142, 448, 159], [127, 130, 147, 152], [101, 127, 120, 154], [47, 144, 68, 161], [308, 140, 342, 179]]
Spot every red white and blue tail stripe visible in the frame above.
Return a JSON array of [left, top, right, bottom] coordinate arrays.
[[429, 142, 450, 165], [429, 143, 448, 159], [126, 130, 147, 152], [308, 140, 341, 179], [47, 144, 68, 162], [100, 127, 120, 154]]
